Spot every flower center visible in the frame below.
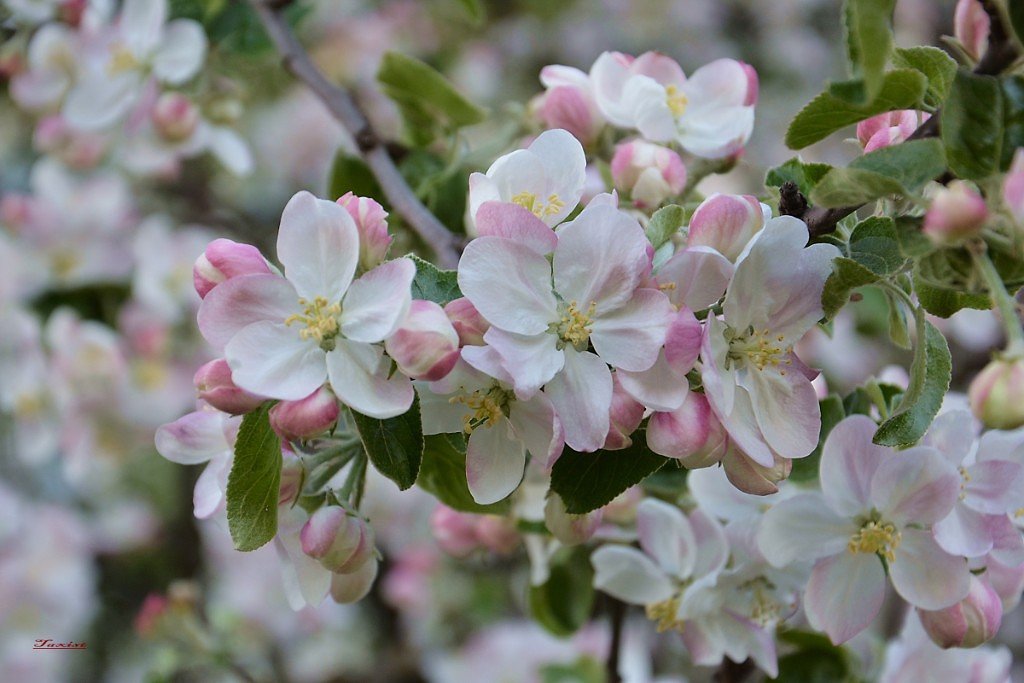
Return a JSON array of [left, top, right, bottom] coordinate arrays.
[[510, 191, 565, 219], [848, 516, 901, 563], [726, 327, 792, 373], [450, 385, 513, 433], [554, 300, 596, 350], [285, 296, 342, 351], [665, 84, 689, 117], [14, 393, 46, 417], [108, 44, 141, 75], [645, 594, 684, 633], [958, 465, 972, 501]]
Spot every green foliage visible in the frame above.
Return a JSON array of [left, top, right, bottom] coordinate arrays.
[[765, 158, 833, 196], [540, 658, 605, 683], [406, 254, 462, 305], [378, 52, 486, 147], [790, 394, 845, 483], [550, 433, 669, 514], [1008, 1, 1024, 56], [839, 0, 896, 103], [351, 398, 424, 490], [810, 139, 946, 207], [170, 0, 308, 53], [942, 70, 1004, 180], [776, 630, 860, 683], [874, 319, 951, 447], [786, 69, 927, 149], [528, 546, 595, 637], [453, 0, 485, 25], [914, 249, 992, 317], [822, 257, 879, 320], [418, 434, 509, 513], [328, 153, 384, 203], [226, 404, 282, 552], [646, 205, 685, 250], [892, 46, 958, 109], [848, 217, 907, 275], [1000, 76, 1024, 169], [398, 150, 469, 233]]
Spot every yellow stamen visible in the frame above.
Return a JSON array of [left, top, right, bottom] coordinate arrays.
[[108, 44, 141, 74], [646, 595, 684, 633], [958, 466, 972, 501], [665, 84, 689, 117], [727, 327, 793, 372], [557, 300, 597, 348], [510, 191, 565, 219], [450, 386, 512, 433], [848, 518, 901, 564], [284, 297, 342, 350]]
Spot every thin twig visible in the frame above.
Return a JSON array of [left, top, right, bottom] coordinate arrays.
[[712, 658, 756, 683], [797, 0, 1020, 238], [248, 0, 462, 268], [606, 596, 626, 683]]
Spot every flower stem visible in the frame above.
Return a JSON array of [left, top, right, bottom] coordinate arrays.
[[969, 240, 1024, 356]]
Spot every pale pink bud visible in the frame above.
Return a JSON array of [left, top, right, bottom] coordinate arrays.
[[193, 238, 272, 299], [856, 111, 922, 153], [740, 62, 759, 106], [444, 297, 490, 346], [969, 357, 1024, 429], [923, 181, 988, 245], [385, 300, 461, 381], [1002, 149, 1024, 224], [687, 193, 764, 261], [918, 575, 1002, 648], [300, 507, 375, 573], [152, 92, 200, 142], [475, 515, 520, 555], [604, 372, 645, 450], [33, 115, 106, 169], [330, 556, 378, 604], [722, 447, 792, 496], [544, 494, 602, 545], [337, 192, 392, 271], [610, 140, 687, 209], [537, 65, 604, 146], [134, 593, 169, 637], [647, 391, 728, 468], [269, 385, 340, 441], [194, 358, 266, 415], [278, 449, 304, 507], [955, 0, 990, 61], [430, 505, 480, 557]]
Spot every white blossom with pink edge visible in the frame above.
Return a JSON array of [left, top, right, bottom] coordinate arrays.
[[197, 190, 415, 418], [701, 215, 838, 468], [757, 415, 971, 644], [457, 202, 675, 452]]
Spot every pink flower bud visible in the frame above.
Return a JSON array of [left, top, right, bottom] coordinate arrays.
[[193, 358, 266, 415], [1003, 149, 1024, 224], [444, 297, 490, 346], [431, 505, 481, 557], [647, 391, 728, 468], [955, 0, 990, 61], [537, 65, 604, 146], [300, 507, 375, 574], [278, 448, 304, 507], [856, 111, 922, 153], [385, 300, 461, 381], [722, 447, 792, 496], [918, 575, 1002, 648], [740, 62, 759, 106], [687, 193, 764, 261], [330, 556, 378, 604], [269, 385, 340, 441], [475, 515, 520, 555], [969, 356, 1024, 430], [33, 115, 106, 169], [337, 192, 392, 271], [544, 494, 602, 545], [610, 140, 687, 209], [193, 238, 272, 299], [152, 92, 200, 142], [134, 593, 169, 637], [923, 181, 988, 245], [604, 373, 645, 450]]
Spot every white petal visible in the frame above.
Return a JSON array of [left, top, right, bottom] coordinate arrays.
[[820, 414, 888, 518], [544, 349, 612, 452], [277, 191, 359, 302], [657, 246, 734, 311], [193, 454, 231, 518], [152, 19, 206, 84], [590, 287, 673, 371], [743, 364, 820, 459], [616, 350, 688, 412], [483, 328, 564, 399], [206, 126, 254, 176], [326, 339, 413, 419], [870, 446, 959, 525], [154, 410, 231, 464], [225, 321, 327, 400], [63, 74, 140, 130], [756, 493, 854, 567], [933, 504, 996, 558], [466, 418, 527, 504], [591, 545, 675, 605], [508, 391, 563, 469], [121, 0, 167, 56], [804, 552, 885, 644], [637, 498, 697, 579], [197, 273, 297, 351], [275, 535, 331, 610], [889, 529, 970, 610], [340, 259, 414, 343]]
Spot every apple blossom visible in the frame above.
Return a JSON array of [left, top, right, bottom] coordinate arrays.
[[647, 390, 728, 468], [336, 192, 392, 271], [1002, 148, 1024, 224], [330, 557, 379, 604], [544, 493, 602, 545], [955, 0, 990, 61], [969, 356, 1024, 430], [384, 299, 461, 381], [610, 139, 687, 208], [193, 237, 274, 299], [444, 296, 490, 346], [880, 612, 1012, 683], [603, 372, 645, 450], [686, 193, 767, 262], [536, 65, 604, 146], [918, 574, 1003, 649], [923, 180, 988, 245], [193, 358, 266, 415], [154, 407, 240, 519], [198, 190, 416, 417], [300, 506, 376, 574], [268, 385, 341, 442], [856, 111, 924, 153]]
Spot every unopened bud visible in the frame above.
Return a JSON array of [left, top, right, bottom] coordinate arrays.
[[269, 385, 340, 441], [152, 93, 200, 142], [430, 505, 481, 557], [385, 300, 460, 381], [722, 447, 791, 496], [337, 192, 392, 271], [740, 62, 759, 106], [918, 574, 1002, 648], [536, 65, 604, 146], [604, 372, 645, 450], [856, 110, 922, 153], [194, 358, 266, 415], [444, 297, 490, 346], [544, 493, 602, 545], [300, 506, 375, 574], [955, 0, 990, 62], [610, 140, 687, 209], [923, 181, 988, 245], [647, 391, 728, 468], [475, 515, 520, 555], [278, 448, 304, 507], [193, 238, 272, 299], [687, 193, 765, 261], [330, 556, 378, 604], [969, 356, 1024, 430]]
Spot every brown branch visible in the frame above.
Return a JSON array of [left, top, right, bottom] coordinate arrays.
[[248, 0, 462, 268], [712, 658, 756, 683], [796, 0, 1020, 238], [605, 596, 626, 683]]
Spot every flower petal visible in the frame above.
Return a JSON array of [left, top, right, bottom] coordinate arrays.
[[155, 410, 232, 464], [964, 459, 1024, 514], [870, 447, 959, 525], [616, 350, 688, 412], [193, 454, 231, 519], [152, 19, 206, 83], [820, 414, 889, 518], [591, 545, 675, 605], [637, 498, 697, 580], [277, 191, 359, 302], [197, 273, 297, 350], [742, 363, 820, 459], [466, 418, 527, 504], [225, 321, 327, 400], [656, 246, 734, 311], [889, 528, 970, 610], [544, 349, 612, 452], [340, 258, 414, 343], [804, 551, 885, 644], [590, 287, 674, 371], [483, 328, 564, 399], [474, 200, 557, 255], [326, 339, 413, 419], [508, 391, 564, 470], [756, 493, 854, 567], [933, 504, 996, 558]]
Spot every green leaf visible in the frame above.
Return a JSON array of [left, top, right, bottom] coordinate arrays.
[[841, 0, 896, 103], [226, 404, 282, 551], [776, 630, 857, 683], [810, 168, 904, 207], [765, 158, 834, 197], [886, 291, 912, 349], [328, 153, 384, 204], [418, 434, 509, 514], [406, 254, 462, 305], [810, 139, 946, 207], [528, 546, 595, 636], [790, 395, 845, 483], [550, 433, 669, 514], [874, 319, 951, 447], [540, 658, 605, 683], [1008, 0, 1024, 54], [913, 249, 991, 317], [941, 70, 1004, 180], [892, 216, 933, 258], [822, 257, 879, 320], [351, 397, 424, 490], [377, 52, 486, 146], [848, 216, 907, 275], [454, 0, 485, 24], [892, 46, 958, 108], [786, 69, 927, 149], [1001, 76, 1024, 169], [646, 204, 684, 250]]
